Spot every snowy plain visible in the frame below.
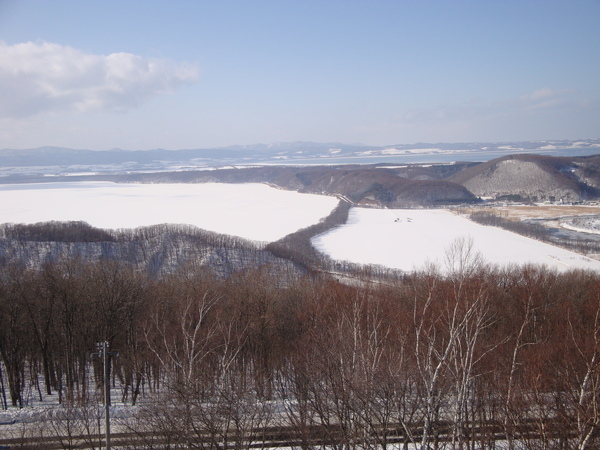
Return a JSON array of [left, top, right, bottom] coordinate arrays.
[[0, 181, 339, 242], [0, 181, 599, 273], [311, 207, 600, 273]]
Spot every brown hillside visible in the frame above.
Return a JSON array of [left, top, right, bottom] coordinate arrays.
[[125, 165, 478, 207], [448, 154, 600, 202]]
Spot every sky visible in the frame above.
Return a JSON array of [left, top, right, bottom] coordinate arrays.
[[0, 0, 599, 151]]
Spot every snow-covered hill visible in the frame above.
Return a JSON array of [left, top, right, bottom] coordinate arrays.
[[449, 154, 600, 202]]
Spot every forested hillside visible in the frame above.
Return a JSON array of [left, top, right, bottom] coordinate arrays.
[[2, 154, 600, 447], [0, 200, 353, 277], [123, 165, 478, 207], [449, 154, 600, 202], [0, 222, 295, 278], [1, 255, 599, 448], [4, 153, 599, 207], [111, 153, 600, 205]]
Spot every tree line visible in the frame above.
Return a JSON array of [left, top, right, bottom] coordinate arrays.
[[0, 199, 354, 278], [0, 221, 304, 278], [1, 246, 600, 449], [470, 210, 600, 255]]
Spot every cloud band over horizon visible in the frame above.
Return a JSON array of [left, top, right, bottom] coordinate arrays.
[[0, 41, 200, 119]]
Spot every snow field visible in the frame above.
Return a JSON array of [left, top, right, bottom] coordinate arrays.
[[311, 208, 600, 273], [1, 182, 599, 273], [0, 182, 339, 242]]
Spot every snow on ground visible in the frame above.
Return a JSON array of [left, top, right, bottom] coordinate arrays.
[[0, 182, 339, 242], [2, 182, 599, 273], [311, 208, 600, 273], [562, 216, 600, 235]]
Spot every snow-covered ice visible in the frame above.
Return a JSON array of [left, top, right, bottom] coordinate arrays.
[[311, 208, 600, 273], [0, 182, 339, 242], [1, 182, 599, 273]]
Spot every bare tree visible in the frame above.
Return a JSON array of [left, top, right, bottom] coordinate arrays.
[[412, 238, 493, 449], [564, 286, 600, 449], [0, 265, 27, 407]]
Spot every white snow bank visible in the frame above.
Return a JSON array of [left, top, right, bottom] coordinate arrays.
[[561, 216, 600, 235], [0, 182, 339, 242], [311, 208, 600, 273]]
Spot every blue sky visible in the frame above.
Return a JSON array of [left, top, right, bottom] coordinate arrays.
[[0, 0, 599, 150]]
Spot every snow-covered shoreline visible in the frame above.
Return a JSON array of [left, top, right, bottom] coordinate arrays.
[[561, 216, 600, 235], [1, 181, 599, 273], [0, 181, 339, 243], [311, 208, 600, 273]]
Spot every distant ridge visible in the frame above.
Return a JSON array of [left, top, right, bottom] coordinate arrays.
[[448, 153, 600, 202], [1, 141, 600, 206], [1, 139, 599, 174], [124, 153, 600, 205]]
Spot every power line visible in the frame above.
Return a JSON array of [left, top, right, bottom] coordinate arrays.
[[92, 341, 119, 450]]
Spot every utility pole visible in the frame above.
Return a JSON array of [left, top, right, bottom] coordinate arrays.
[[93, 341, 118, 450]]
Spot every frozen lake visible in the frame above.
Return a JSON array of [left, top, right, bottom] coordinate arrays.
[[1, 181, 599, 273], [311, 208, 600, 273], [0, 181, 339, 242]]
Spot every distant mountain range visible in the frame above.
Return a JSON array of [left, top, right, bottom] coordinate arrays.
[[120, 153, 600, 206], [1, 140, 600, 206], [1, 139, 599, 178]]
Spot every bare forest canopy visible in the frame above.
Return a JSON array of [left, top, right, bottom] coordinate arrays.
[[0, 201, 357, 278], [1, 150, 600, 447], [1, 258, 600, 448]]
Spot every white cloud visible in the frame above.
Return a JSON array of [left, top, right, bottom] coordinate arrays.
[[0, 41, 200, 118]]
